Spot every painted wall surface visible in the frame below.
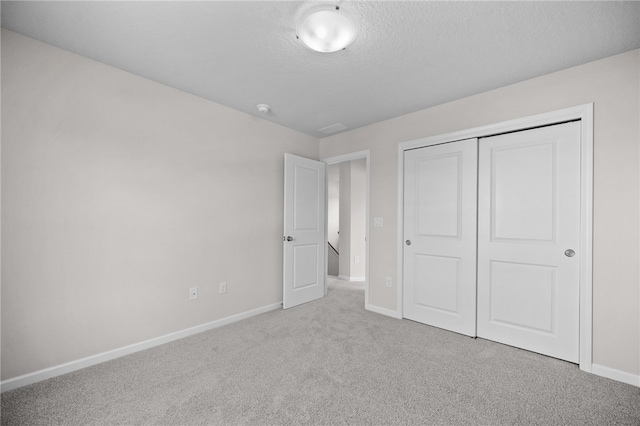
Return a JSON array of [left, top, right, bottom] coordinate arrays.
[[2, 28, 639, 383], [1, 30, 318, 380], [337, 159, 366, 281], [338, 162, 352, 278], [327, 163, 340, 250], [320, 49, 640, 376], [349, 159, 366, 280], [327, 163, 340, 276]]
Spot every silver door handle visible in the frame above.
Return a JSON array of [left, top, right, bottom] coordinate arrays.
[[564, 249, 575, 257], [285, 236, 293, 242], [406, 240, 411, 246]]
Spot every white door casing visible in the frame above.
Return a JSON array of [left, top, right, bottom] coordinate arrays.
[[477, 121, 581, 362], [403, 139, 478, 337], [283, 153, 326, 309]]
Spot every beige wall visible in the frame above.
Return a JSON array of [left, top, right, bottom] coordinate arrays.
[[1, 30, 318, 380], [327, 163, 340, 250], [2, 27, 639, 382], [337, 159, 366, 280], [320, 49, 640, 376], [338, 162, 352, 277], [327, 163, 340, 276], [349, 158, 366, 280]]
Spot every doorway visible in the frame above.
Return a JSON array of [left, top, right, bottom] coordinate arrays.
[[327, 159, 366, 281], [323, 150, 370, 307]]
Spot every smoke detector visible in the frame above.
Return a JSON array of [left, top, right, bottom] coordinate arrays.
[[257, 104, 270, 114]]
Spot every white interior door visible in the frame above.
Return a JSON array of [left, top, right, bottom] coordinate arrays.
[[477, 121, 581, 362], [283, 153, 326, 309], [403, 139, 478, 337]]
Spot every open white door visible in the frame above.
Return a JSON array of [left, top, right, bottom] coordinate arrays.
[[283, 153, 326, 309]]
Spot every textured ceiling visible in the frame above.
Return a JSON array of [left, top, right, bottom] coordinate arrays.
[[2, 1, 639, 138]]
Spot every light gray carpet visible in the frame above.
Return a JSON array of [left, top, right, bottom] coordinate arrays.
[[2, 278, 639, 425]]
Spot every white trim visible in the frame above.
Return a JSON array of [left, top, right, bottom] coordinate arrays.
[[322, 150, 370, 166], [399, 104, 595, 151], [397, 104, 594, 373], [337, 275, 365, 282], [591, 364, 640, 387], [579, 105, 594, 372], [1, 302, 282, 393], [366, 303, 402, 319], [397, 147, 404, 316], [322, 150, 371, 311]]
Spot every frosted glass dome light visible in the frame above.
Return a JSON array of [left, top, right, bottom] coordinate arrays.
[[296, 6, 357, 53]]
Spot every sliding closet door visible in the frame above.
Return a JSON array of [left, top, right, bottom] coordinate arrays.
[[477, 122, 581, 362], [403, 139, 477, 337]]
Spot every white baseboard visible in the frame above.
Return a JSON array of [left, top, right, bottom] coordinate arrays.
[[366, 303, 402, 319], [337, 275, 366, 282], [1, 301, 282, 393], [591, 363, 640, 387]]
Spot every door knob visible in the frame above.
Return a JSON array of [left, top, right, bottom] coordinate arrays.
[[406, 240, 412, 246], [564, 249, 575, 257], [286, 236, 293, 242]]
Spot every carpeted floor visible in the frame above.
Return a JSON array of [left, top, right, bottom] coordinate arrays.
[[2, 277, 639, 425]]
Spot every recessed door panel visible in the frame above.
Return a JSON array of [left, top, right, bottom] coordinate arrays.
[[492, 142, 556, 242], [416, 154, 461, 238], [294, 166, 320, 231], [293, 245, 319, 290], [477, 122, 580, 363], [414, 254, 460, 314], [489, 261, 556, 333], [403, 139, 477, 337]]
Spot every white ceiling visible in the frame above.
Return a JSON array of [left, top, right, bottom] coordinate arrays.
[[2, 1, 639, 138]]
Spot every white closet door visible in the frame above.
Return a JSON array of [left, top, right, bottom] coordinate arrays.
[[403, 139, 478, 337], [477, 122, 581, 363]]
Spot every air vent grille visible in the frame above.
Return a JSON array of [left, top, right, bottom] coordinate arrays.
[[317, 123, 349, 135]]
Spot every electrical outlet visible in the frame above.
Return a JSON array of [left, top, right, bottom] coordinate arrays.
[[189, 287, 198, 300], [219, 282, 227, 294], [374, 217, 384, 227], [386, 277, 392, 287]]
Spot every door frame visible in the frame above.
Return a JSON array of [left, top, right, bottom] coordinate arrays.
[[396, 104, 593, 372], [322, 150, 371, 308]]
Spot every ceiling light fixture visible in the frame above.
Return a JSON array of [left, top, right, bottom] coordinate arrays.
[[296, 5, 357, 53]]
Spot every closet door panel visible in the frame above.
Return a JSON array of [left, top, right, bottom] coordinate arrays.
[[477, 122, 581, 363], [403, 139, 477, 337]]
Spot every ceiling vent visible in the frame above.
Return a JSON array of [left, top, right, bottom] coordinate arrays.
[[317, 123, 349, 135]]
